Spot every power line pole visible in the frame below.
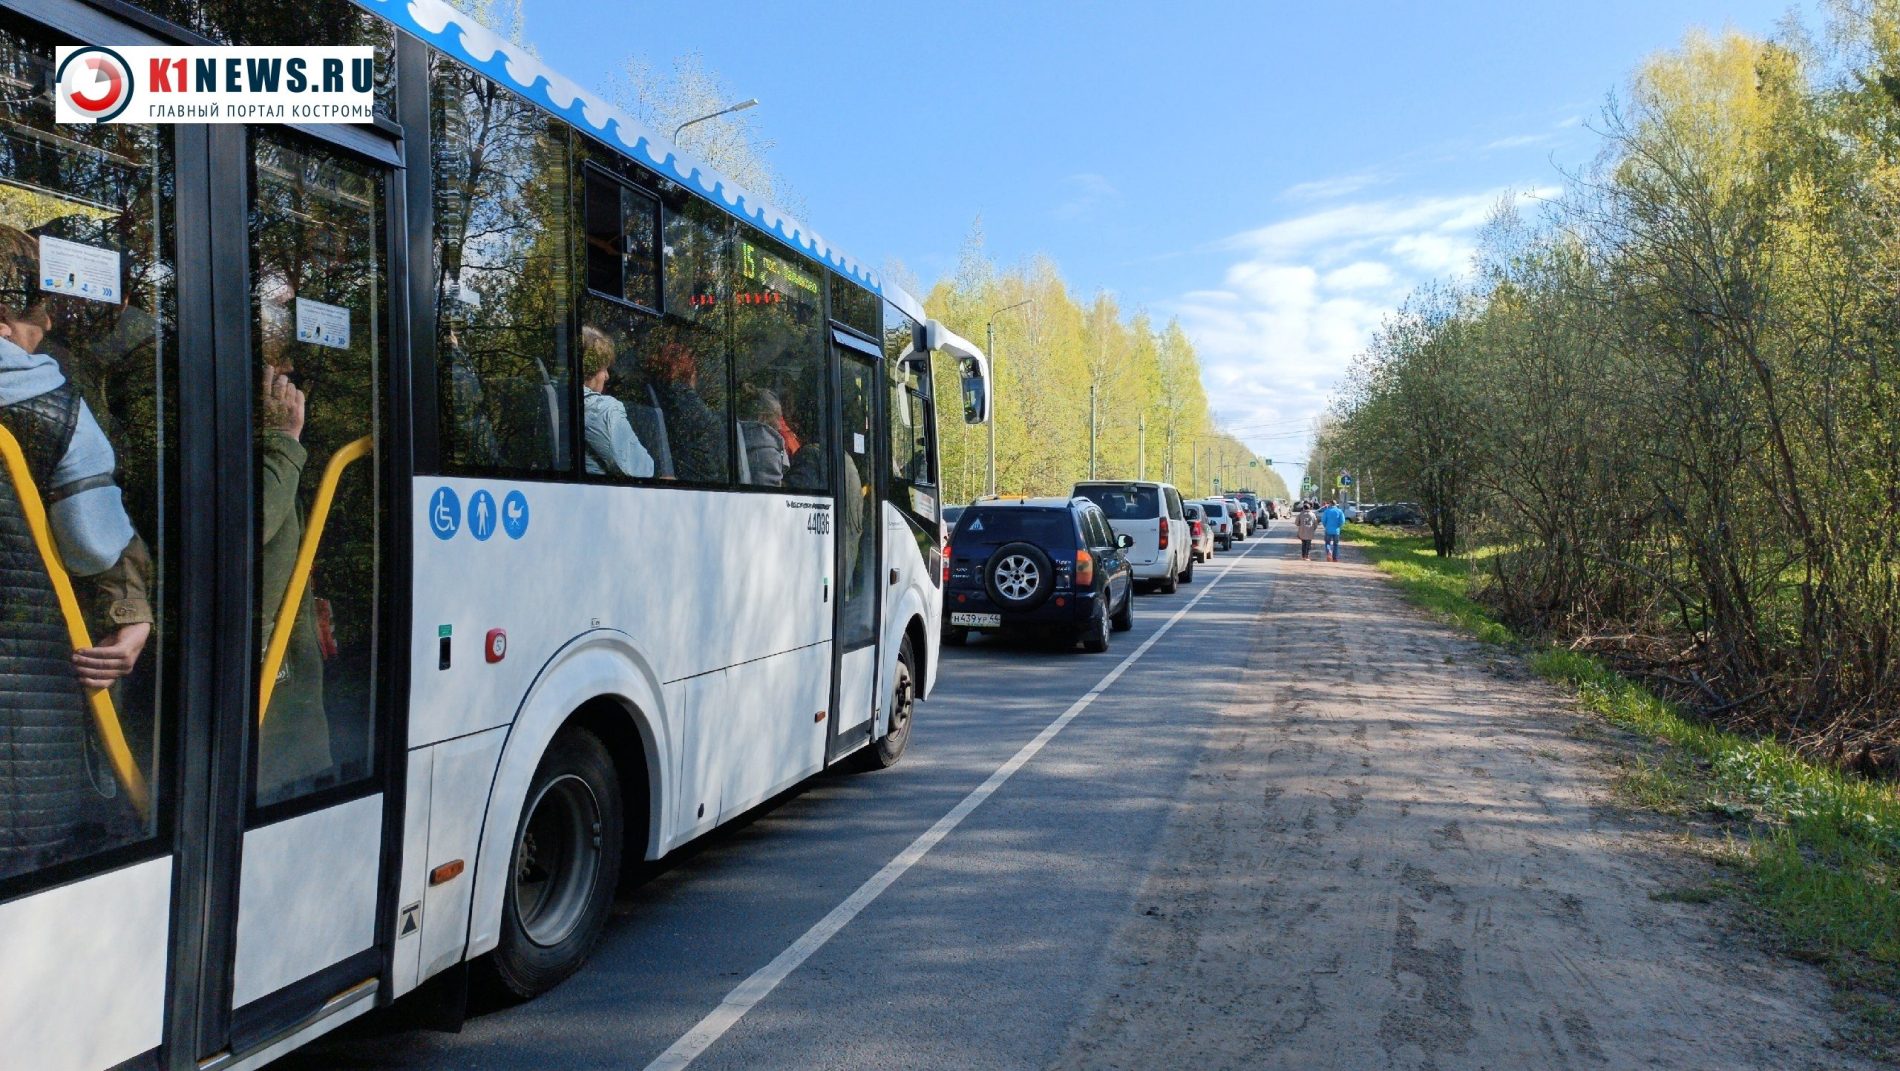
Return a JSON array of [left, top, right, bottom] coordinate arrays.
[[1088, 383, 1098, 479], [985, 321, 997, 496], [1137, 414, 1146, 480]]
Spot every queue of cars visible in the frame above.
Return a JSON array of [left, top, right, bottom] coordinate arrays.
[[940, 481, 1272, 653]]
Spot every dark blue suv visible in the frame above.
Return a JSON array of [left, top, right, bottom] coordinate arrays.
[[942, 497, 1136, 652]]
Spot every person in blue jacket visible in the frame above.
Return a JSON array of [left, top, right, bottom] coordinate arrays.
[[1320, 499, 1347, 562]]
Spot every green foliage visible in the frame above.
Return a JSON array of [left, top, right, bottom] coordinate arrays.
[[922, 238, 1286, 505], [1321, 11, 1900, 770]]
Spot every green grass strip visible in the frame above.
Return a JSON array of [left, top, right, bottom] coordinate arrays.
[[1349, 524, 1900, 1041]]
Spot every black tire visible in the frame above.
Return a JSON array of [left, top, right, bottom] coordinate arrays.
[[984, 541, 1056, 611], [1180, 558, 1195, 583], [943, 626, 969, 647], [1079, 600, 1111, 653], [858, 636, 916, 769], [1158, 563, 1179, 594], [1111, 587, 1135, 631], [491, 728, 624, 999]]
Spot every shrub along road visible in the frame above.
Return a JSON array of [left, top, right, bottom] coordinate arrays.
[[278, 526, 1868, 1070]]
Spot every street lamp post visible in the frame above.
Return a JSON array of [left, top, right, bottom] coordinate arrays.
[[985, 299, 1034, 496], [672, 98, 760, 145]]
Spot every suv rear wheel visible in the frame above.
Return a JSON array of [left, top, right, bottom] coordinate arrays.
[[985, 541, 1055, 611], [1079, 600, 1111, 653], [1158, 561, 1179, 594]]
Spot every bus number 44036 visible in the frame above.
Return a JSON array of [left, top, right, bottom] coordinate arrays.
[[806, 511, 831, 535]]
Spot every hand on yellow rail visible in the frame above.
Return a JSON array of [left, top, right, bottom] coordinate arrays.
[[258, 435, 373, 724], [0, 422, 150, 819]]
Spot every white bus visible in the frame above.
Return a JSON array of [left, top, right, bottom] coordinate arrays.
[[0, 1, 992, 1068]]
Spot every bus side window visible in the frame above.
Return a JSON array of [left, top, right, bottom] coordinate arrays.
[[0, 21, 172, 886], [429, 52, 573, 475], [731, 227, 826, 492]]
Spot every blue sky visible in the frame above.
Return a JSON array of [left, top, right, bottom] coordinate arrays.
[[518, 0, 1815, 494]]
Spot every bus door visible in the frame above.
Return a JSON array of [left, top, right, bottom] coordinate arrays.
[[192, 123, 404, 1061], [828, 331, 882, 761], [0, 10, 183, 1070]]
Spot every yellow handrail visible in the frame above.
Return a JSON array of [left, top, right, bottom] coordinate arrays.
[[258, 435, 373, 724], [0, 422, 150, 818]]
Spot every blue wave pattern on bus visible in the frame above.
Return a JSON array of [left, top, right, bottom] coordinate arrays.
[[351, 0, 882, 292]]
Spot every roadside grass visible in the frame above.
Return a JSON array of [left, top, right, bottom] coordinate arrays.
[[1350, 524, 1900, 1050]]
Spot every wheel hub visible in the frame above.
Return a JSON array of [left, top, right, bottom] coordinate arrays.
[[995, 555, 1040, 600], [511, 773, 604, 948]]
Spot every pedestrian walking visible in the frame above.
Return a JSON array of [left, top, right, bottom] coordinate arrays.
[[1294, 501, 1319, 560], [1320, 499, 1346, 562]]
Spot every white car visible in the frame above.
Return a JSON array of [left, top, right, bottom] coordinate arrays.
[[1073, 480, 1195, 592], [1224, 496, 1250, 539], [1198, 498, 1235, 550]]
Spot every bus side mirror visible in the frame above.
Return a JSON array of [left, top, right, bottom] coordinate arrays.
[[960, 356, 989, 425]]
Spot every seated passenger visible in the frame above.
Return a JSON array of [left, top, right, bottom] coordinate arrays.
[[580, 325, 654, 479], [739, 387, 789, 487], [646, 337, 724, 482]]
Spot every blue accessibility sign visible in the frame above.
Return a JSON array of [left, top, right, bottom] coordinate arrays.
[[429, 487, 461, 540], [501, 490, 530, 540], [468, 489, 498, 541]]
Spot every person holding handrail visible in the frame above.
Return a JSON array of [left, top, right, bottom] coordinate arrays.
[[0, 302, 154, 683], [257, 360, 331, 800], [0, 300, 153, 875]]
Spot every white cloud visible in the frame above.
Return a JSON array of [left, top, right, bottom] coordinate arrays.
[[1171, 186, 1552, 492], [1054, 172, 1121, 221], [1482, 132, 1551, 151], [1281, 170, 1387, 202], [1321, 261, 1395, 292]]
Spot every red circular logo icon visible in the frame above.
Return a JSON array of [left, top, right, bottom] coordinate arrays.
[[56, 46, 134, 123]]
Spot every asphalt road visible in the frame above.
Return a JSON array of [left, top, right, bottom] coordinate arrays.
[[277, 529, 1276, 1071]]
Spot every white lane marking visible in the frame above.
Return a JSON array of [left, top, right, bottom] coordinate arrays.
[[643, 541, 1264, 1071]]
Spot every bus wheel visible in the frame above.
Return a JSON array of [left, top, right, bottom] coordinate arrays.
[[493, 727, 624, 998], [860, 637, 916, 770]]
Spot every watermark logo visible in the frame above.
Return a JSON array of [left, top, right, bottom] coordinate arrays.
[[55, 46, 134, 124], [55, 46, 372, 124]]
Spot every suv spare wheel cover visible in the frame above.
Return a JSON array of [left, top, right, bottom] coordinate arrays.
[[985, 541, 1056, 609]]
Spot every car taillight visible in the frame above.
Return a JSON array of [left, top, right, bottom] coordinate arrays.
[[1075, 549, 1094, 587], [1158, 522, 1169, 550], [942, 543, 951, 582], [1191, 520, 1202, 537]]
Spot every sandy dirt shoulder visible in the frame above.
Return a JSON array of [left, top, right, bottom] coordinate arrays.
[[1051, 532, 1876, 1071]]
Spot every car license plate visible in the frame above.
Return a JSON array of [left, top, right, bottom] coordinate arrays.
[[950, 612, 1001, 628]]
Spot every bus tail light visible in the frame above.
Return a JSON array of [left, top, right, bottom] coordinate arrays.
[[1075, 549, 1094, 587]]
